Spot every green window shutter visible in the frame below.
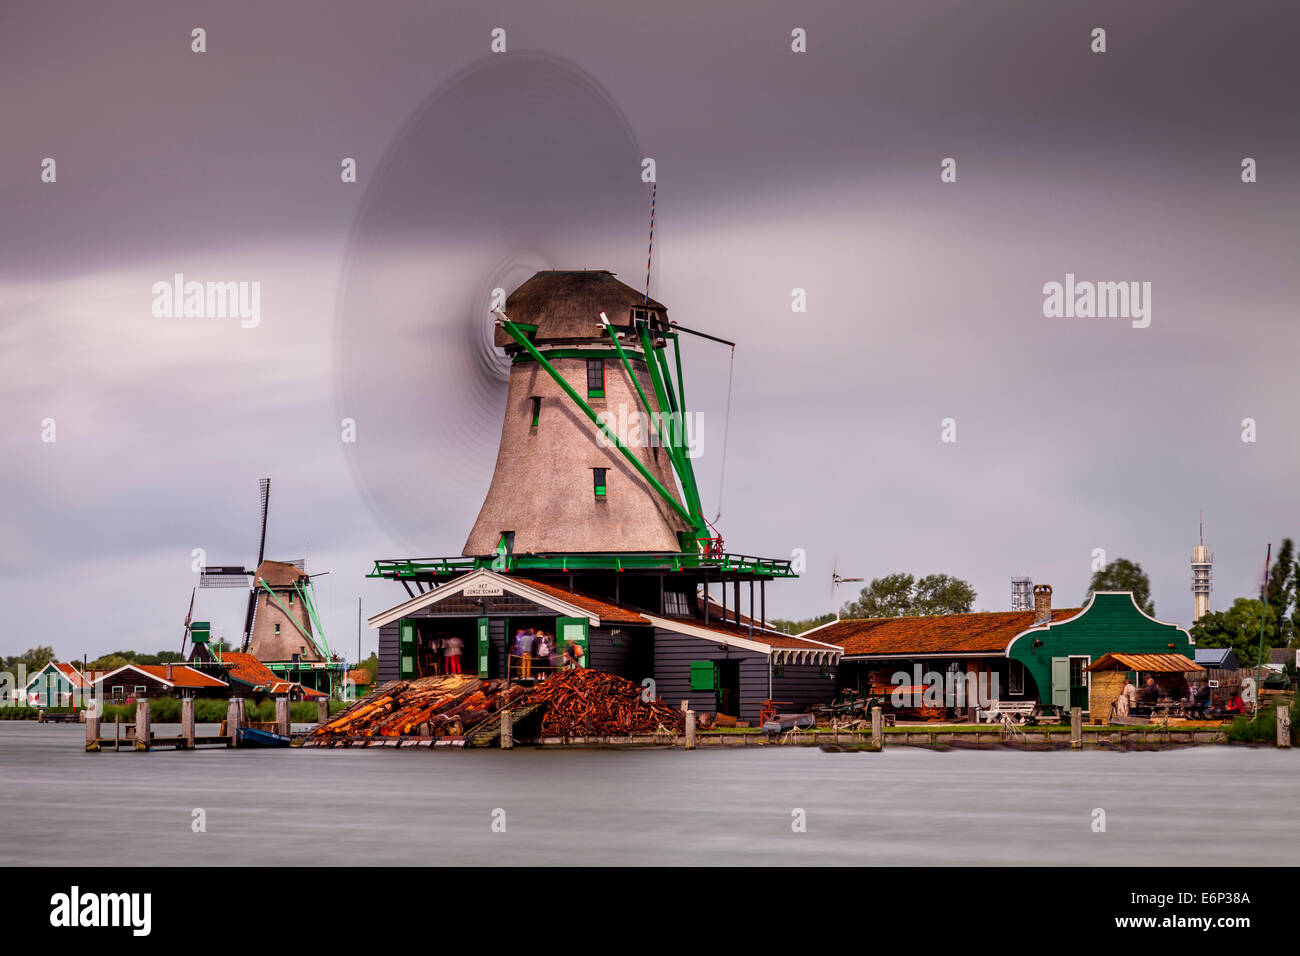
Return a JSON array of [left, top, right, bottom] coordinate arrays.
[[399, 619, 416, 679], [477, 617, 490, 678], [593, 468, 607, 497], [690, 661, 716, 691], [557, 617, 589, 668], [1050, 657, 1070, 708]]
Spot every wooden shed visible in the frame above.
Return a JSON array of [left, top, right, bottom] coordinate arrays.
[[1084, 652, 1203, 721]]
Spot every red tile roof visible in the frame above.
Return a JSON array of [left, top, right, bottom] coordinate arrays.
[[511, 577, 647, 625], [128, 664, 228, 688], [220, 652, 285, 689], [810, 609, 1082, 657], [52, 661, 90, 688], [346, 669, 372, 685]]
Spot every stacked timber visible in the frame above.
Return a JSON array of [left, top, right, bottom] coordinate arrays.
[[523, 669, 685, 736], [307, 676, 528, 742]]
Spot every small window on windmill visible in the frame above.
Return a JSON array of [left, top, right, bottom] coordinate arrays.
[[593, 468, 607, 498], [586, 359, 604, 398], [288, 592, 294, 605], [530, 396, 541, 427], [275, 624, 281, 636], [631, 307, 647, 323]]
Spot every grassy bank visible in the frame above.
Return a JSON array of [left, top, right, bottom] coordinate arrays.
[[1224, 692, 1300, 744]]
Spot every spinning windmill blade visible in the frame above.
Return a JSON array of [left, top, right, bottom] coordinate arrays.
[[199, 478, 272, 651], [179, 587, 196, 656], [334, 52, 654, 553]]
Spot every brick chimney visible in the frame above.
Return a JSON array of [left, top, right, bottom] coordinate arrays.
[[165, 662, 173, 681], [1033, 584, 1053, 625]]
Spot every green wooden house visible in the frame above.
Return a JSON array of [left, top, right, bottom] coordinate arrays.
[[1006, 592, 1194, 710]]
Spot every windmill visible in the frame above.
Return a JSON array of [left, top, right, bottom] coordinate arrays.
[[831, 555, 863, 621], [200, 478, 331, 663]]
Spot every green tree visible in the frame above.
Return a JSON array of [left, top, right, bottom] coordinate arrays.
[[3, 646, 57, 675], [1190, 597, 1277, 669], [769, 612, 837, 635], [1267, 538, 1295, 646], [913, 574, 978, 616], [1086, 558, 1154, 616], [844, 572, 976, 618], [89, 654, 131, 672]]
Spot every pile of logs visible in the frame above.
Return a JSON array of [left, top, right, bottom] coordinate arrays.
[[523, 669, 685, 736], [311, 676, 527, 739]]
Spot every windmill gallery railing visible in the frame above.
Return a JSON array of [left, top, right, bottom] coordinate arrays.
[[369, 550, 797, 582]]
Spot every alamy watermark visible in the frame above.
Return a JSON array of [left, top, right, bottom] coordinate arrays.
[[890, 665, 1000, 709], [152, 272, 261, 328], [596, 404, 704, 459], [1042, 273, 1150, 329]]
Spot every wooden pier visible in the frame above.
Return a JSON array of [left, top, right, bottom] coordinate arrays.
[[85, 696, 330, 752]]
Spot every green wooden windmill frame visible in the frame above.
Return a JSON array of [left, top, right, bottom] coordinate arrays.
[[495, 311, 707, 544]]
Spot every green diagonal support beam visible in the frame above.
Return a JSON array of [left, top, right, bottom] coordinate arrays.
[[637, 323, 705, 528], [601, 319, 694, 507], [496, 314, 700, 535], [260, 580, 329, 659], [294, 580, 330, 658], [652, 338, 704, 519]]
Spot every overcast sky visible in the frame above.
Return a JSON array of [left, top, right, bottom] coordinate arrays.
[[3, 0, 1298, 660]]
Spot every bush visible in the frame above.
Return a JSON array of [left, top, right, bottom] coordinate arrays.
[[1223, 692, 1300, 744]]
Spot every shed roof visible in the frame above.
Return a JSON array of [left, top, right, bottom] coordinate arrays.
[[496, 271, 666, 346], [512, 577, 647, 625], [96, 663, 228, 689], [220, 652, 288, 690], [1195, 647, 1237, 666], [1085, 653, 1203, 674], [810, 609, 1081, 658]]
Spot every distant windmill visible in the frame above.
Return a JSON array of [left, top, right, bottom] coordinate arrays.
[[831, 555, 863, 621], [179, 587, 196, 657], [200, 478, 331, 662]]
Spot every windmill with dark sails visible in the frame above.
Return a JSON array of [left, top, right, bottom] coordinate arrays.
[[199, 479, 337, 691]]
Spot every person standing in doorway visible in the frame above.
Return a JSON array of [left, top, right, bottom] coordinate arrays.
[[534, 630, 552, 676], [443, 633, 464, 675]]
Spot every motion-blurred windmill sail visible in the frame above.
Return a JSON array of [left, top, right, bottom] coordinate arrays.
[[200, 478, 270, 650]]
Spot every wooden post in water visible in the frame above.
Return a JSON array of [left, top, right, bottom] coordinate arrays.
[[181, 696, 195, 750], [1070, 706, 1082, 750], [500, 708, 513, 750], [134, 698, 151, 752], [227, 697, 243, 747], [85, 705, 100, 753], [685, 710, 696, 749], [1277, 704, 1291, 749], [275, 696, 290, 737], [317, 697, 329, 726], [870, 706, 883, 750]]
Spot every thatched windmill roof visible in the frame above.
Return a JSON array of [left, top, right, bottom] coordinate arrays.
[[494, 271, 666, 347]]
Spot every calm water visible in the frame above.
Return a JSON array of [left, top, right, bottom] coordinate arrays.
[[2, 721, 1296, 866]]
